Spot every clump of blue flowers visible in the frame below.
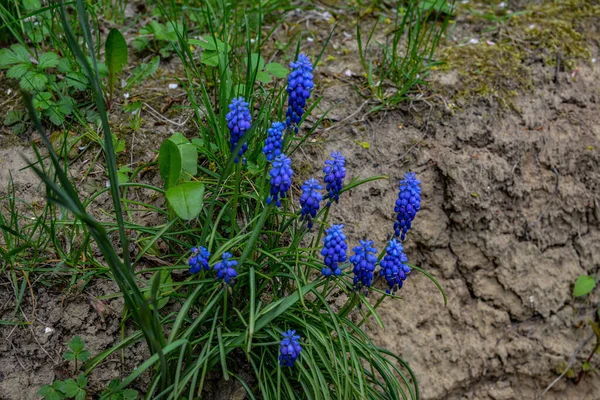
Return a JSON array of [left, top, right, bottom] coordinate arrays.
[[350, 240, 378, 295], [188, 246, 210, 274], [279, 330, 302, 367], [214, 252, 238, 286], [394, 172, 421, 240], [323, 151, 346, 204], [299, 178, 323, 229], [321, 224, 347, 277], [379, 239, 411, 294], [286, 53, 314, 133], [263, 121, 285, 161], [267, 154, 294, 207], [226, 97, 252, 163]]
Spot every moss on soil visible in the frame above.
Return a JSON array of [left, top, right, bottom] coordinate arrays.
[[439, 0, 600, 107]]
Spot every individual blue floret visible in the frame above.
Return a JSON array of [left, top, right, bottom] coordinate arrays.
[[323, 151, 346, 204], [263, 121, 285, 162], [279, 330, 302, 367], [188, 246, 211, 274], [286, 53, 314, 133], [214, 252, 238, 286], [394, 172, 421, 240], [267, 154, 294, 207], [299, 178, 323, 229], [379, 239, 411, 295], [226, 97, 252, 163], [320, 224, 347, 277], [350, 240, 378, 295]]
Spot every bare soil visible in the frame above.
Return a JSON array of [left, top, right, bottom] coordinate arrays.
[[1, 1, 600, 399]]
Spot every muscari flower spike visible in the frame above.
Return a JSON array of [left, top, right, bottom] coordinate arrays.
[[279, 330, 302, 367], [214, 252, 238, 286], [263, 121, 285, 162], [286, 53, 314, 133], [323, 151, 346, 204], [226, 97, 252, 163], [321, 224, 347, 277], [350, 240, 378, 295], [394, 172, 421, 240], [299, 178, 323, 229], [188, 246, 210, 274], [267, 154, 294, 207], [379, 239, 411, 295]]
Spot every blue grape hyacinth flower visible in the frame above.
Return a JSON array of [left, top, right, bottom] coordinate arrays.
[[323, 151, 346, 204], [321, 224, 347, 277], [188, 246, 210, 274], [279, 330, 302, 367], [380, 239, 411, 294], [267, 154, 294, 207], [350, 240, 378, 295], [263, 121, 285, 161], [286, 53, 314, 133], [299, 178, 323, 229], [226, 97, 252, 163], [214, 252, 238, 286], [394, 172, 421, 240]]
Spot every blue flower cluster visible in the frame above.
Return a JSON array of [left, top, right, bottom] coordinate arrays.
[[279, 330, 302, 367], [286, 54, 314, 133], [379, 239, 411, 294], [323, 151, 346, 204], [267, 154, 294, 207], [321, 224, 347, 277], [263, 121, 285, 161], [299, 178, 323, 229], [394, 172, 421, 240], [214, 252, 238, 286], [350, 240, 378, 295], [226, 97, 252, 163], [188, 246, 210, 274]]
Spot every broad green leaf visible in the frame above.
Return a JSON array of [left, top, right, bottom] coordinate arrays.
[[189, 36, 227, 52], [165, 181, 205, 220], [38, 52, 60, 70], [117, 166, 132, 184], [57, 58, 72, 73], [0, 45, 31, 67], [62, 350, 76, 361], [250, 53, 265, 71], [20, 70, 47, 91], [38, 383, 64, 400], [106, 28, 128, 98], [7, 63, 30, 79], [168, 132, 198, 178], [60, 379, 84, 398], [65, 72, 88, 90], [77, 349, 91, 362], [265, 62, 289, 78], [58, 96, 75, 115], [573, 275, 596, 297], [23, 0, 41, 10], [201, 50, 219, 67], [33, 92, 53, 110], [159, 139, 182, 188], [76, 374, 87, 388], [68, 336, 85, 353], [131, 36, 149, 52], [4, 110, 25, 126], [256, 71, 272, 84], [45, 108, 66, 126]]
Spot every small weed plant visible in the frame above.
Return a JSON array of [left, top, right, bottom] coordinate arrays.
[[357, 0, 453, 111], [3, 0, 446, 398]]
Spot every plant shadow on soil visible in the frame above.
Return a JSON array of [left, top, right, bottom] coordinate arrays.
[[1, 1, 600, 399]]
